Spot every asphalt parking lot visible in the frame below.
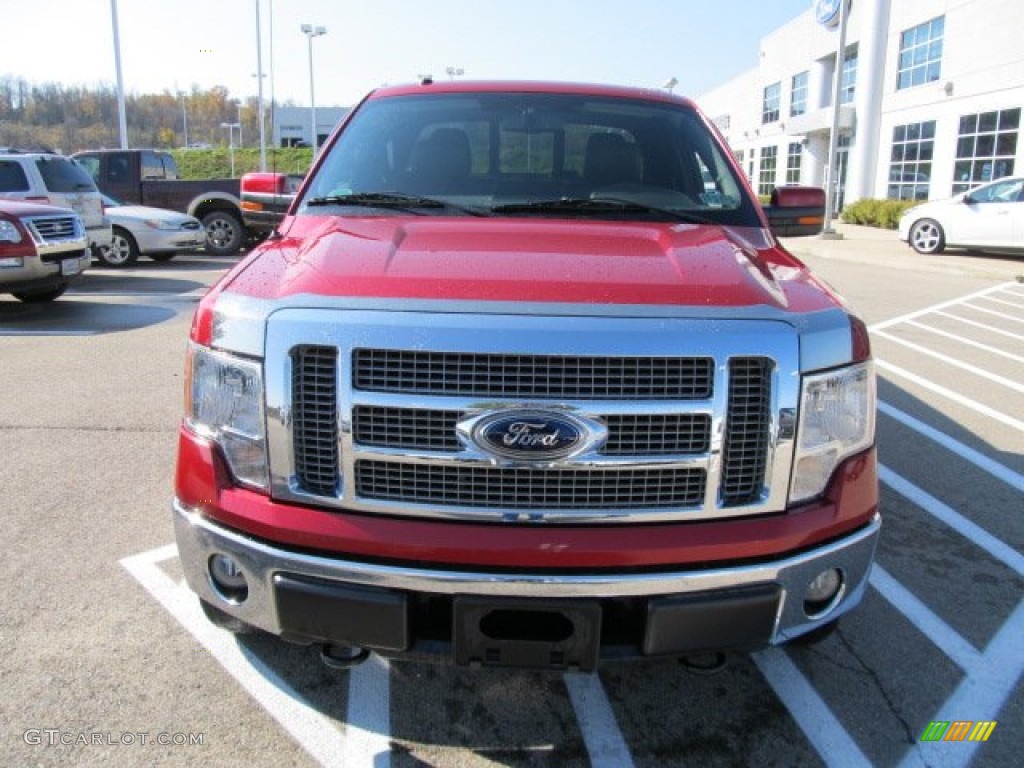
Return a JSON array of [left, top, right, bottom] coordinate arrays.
[[1, 231, 1021, 768]]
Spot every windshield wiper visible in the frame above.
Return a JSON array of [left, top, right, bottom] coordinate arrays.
[[491, 197, 717, 225], [304, 192, 489, 216]]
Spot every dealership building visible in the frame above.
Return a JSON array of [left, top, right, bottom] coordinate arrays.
[[696, 0, 1023, 208]]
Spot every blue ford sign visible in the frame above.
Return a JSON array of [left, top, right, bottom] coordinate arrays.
[[815, 0, 843, 27], [464, 410, 604, 463]]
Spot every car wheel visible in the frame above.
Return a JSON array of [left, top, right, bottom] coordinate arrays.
[[199, 599, 257, 635], [96, 226, 140, 267], [202, 211, 244, 256], [148, 252, 177, 262], [909, 218, 945, 254], [12, 284, 68, 303]]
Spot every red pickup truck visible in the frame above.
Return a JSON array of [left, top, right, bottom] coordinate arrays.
[[174, 81, 878, 671]]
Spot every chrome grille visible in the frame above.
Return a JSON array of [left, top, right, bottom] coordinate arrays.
[[26, 215, 79, 243], [353, 349, 713, 400], [292, 346, 339, 495], [355, 461, 707, 509], [352, 406, 711, 456], [720, 357, 773, 506]]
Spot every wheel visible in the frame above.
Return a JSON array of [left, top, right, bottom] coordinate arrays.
[[13, 284, 67, 302], [148, 252, 177, 262], [95, 226, 139, 267], [199, 599, 256, 635], [908, 218, 945, 254], [201, 211, 244, 256]]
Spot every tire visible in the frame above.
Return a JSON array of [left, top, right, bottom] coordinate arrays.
[[12, 284, 68, 303], [199, 599, 256, 635], [148, 252, 177, 262], [202, 211, 244, 256], [908, 218, 945, 254], [95, 226, 140, 267]]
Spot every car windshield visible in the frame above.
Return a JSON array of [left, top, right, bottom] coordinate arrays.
[[299, 91, 760, 226]]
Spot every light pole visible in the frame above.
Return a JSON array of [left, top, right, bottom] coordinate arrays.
[[301, 23, 327, 154], [220, 121, 240, 176], [254, 0, 267, 171], [110, 0, 128, 148], [179, 91, 188, 148]]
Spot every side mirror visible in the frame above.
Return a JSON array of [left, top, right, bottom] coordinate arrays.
[[961, 193, 974, 204], [763, 186, 826, 237]]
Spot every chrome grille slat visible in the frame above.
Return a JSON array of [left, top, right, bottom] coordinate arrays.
[[292, 346, 339, 495], [353, 349, 714, 400], [720, 357, 773, 506], [26, 215, 79, 243], [355, 461, 707, 509]]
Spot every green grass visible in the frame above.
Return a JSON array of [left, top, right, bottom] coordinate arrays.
[[169, 147, 313, 180]]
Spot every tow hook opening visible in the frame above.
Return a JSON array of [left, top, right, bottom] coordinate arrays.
[[320, 644, 370, 670], [480, 609, 575, 643], [679, 651, 729, 675]]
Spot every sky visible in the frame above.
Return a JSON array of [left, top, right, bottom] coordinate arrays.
[[2, 0, 814, 107]]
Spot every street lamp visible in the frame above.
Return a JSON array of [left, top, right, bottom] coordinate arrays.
[[220, 121, 240, 176], [300, 23, 327, 154], [179, 91, 188, 148]]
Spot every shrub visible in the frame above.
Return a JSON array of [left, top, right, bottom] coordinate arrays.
[[841, 198, 917, 229]]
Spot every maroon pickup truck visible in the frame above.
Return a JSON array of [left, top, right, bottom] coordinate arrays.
[[73, 149, 254, 255]]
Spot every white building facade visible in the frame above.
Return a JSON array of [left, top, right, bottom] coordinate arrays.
[[272, 106, 350, 148], [696, 0, 1024, 208]]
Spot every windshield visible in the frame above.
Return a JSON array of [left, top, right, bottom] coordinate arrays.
[[299, 91, 760, 225]]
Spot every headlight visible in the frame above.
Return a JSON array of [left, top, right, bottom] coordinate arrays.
[[790, 361, 875, 503], [144, 218, 180, 230], [186, 343, 268, 489], [0, 218, 23, 244]]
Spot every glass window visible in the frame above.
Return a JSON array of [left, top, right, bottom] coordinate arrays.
[[790, 72, 808, 117], [967, 178, 1022, 203], [840, 44, 858, 105], [142, 151, 165, 180], [758, 145, 778, 195], [786, 142, 802, 184], [951, 107, 1019, 194], [762, 82, 781, 124], [898, 16, 944, 90], [34, 157, 96, 193], [0, 160, 30, 192], [887, 120, 934, 200]]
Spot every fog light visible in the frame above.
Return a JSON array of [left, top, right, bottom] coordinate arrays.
[[804, 568, 844, 618], [209, 554, 248, 603]]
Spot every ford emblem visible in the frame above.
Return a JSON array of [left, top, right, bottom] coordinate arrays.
[[469, 410, 598, 462]]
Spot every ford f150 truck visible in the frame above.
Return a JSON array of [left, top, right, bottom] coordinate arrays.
[[174, 81, 878, 672], [72, 149, 251, 256]]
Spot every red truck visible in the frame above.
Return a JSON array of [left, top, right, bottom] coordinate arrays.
[[174, 81, 878, 672]]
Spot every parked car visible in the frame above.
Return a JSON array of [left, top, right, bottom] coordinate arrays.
[[0, 198, 90, 302], [898, 175, 1024, 254], [0, 151, 112, 253], [95, 194, 205, 267]]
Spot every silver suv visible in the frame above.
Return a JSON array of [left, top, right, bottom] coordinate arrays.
[[0, 152, 112, 252]]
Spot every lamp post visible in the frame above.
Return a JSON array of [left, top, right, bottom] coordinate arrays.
[[220, 121, 240, 176], [179, 91, 188, 148], [300, 23, 327, 154], [254, 0, 267, 171]]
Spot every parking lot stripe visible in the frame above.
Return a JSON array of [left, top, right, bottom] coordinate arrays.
[[874, 331, 1024, 394], [934, 310, 1024, 341], [869, 283, 1017, 333], [879, 466, 1024, 577], [878, 402, 1024, 493], [900, 599, 1024, 768], [869, 565, 981, 671], [343, 655, 392, 768], [120, 546, 360, 767], [977, 295, 1024, 310], [876, 360, 1024, 433], [903, 321, 1024, 364], [564, 673, 636, 768], [960, 302, 1024, 325], [753, 649, 872, 768]]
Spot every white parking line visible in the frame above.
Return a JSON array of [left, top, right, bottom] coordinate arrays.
[[869, 283, 1017, 333], [120, 545, 383, 768], [876, 360, 1024, 433], [960, 302, 1024, 324], [977, 295, 1024, 310], [878, 401, 1024, 493], [873, 331, 1024, 394], [752, 649, 872, 768], [564, 673, 636, 768], [903, 321, 1024, 364], [343, 655, 392, 768], [934, 310, 1024, 341]]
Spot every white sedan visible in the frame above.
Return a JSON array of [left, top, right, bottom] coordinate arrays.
[[94, 194, 206, 267], [898, 176, 1024, 255]]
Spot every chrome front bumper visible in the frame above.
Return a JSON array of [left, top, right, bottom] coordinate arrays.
[[174, 499, 880, 659]]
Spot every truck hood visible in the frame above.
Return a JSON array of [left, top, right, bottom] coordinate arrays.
[[224, 215, 838, 314]]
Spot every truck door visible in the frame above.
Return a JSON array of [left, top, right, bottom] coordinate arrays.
[[102, 152, 137, 203]]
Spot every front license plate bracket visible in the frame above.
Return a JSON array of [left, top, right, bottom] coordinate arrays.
[[453, 597, 601, 672]]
